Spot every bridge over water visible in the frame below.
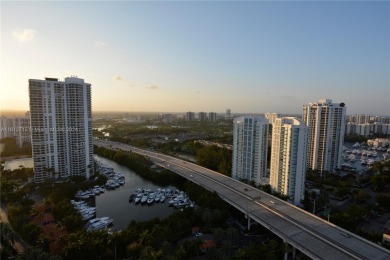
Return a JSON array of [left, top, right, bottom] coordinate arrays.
[[94, 140, 390, 260]]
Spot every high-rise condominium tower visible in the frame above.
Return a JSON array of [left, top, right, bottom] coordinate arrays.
[[208, 112, 217, 122], [29, 77, 93, 182], [232, 116, 269, 185], [269, 117, 308, 205], [303, 99, 346, 174]]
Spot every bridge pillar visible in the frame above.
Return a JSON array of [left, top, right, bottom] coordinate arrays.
[[283, 239, 289, 260], [247, 214, 251, 230], [293, 247, 296, 259]]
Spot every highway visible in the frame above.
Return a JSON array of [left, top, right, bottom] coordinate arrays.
[[94, 139, 390, 260]]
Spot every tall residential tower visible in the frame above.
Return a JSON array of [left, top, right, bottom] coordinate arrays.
[[232, 116, 269, 185], [303, 99, 346, 174], [269, 117, 308, 205], [29, 77, 93, 182]]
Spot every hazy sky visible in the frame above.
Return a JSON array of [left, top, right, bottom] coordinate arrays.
[[1, 1, 389, 115]]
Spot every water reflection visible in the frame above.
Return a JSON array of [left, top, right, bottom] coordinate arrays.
[[94, 155, 178, 230]]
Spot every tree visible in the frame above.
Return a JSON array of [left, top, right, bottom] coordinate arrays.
[[0, 222, 17, 254], [376, 194, 390, 207], [355, 189, 370, 203], [140, 246, 163, 260], [212, 228, 225, 242], [160, 240, 172, 256], [138, 230, 152, 246], [175, 244, 187, 259], [202, 209, 213, 228], [226, 227, 238, 243]]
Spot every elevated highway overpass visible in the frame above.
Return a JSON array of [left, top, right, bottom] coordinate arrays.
[[94, 139, 390, 260]]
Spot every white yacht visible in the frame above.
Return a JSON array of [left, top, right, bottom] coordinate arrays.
[[134, 194, 142, 203], [155, 193, 162, 202], [86, 218, 113, 232], [147, 193, 156, 205], [86, 217, 110, 226], [367, 159, 375, 166], [140, 193, 148, 204]]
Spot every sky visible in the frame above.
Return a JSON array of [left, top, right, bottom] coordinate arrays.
[[1, 1, 389, 115]]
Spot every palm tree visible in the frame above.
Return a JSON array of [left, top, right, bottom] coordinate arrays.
[[175, 244, 187, 259], [138, 229, 152, 246], [140, 245, 163, 260], [108, 231, 122, 260]]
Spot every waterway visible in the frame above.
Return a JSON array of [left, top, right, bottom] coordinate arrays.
[[342, 142, 389, 173], [93, 155, 178, 230], [3, 158, 34, 170]]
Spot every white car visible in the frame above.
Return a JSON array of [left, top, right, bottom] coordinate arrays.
[[195, 232, 203, 237]]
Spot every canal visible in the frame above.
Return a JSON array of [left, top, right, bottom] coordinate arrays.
[[93, 155, 178, 230]]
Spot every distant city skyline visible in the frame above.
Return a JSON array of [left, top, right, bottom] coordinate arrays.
[[1, 1, 389, 115]]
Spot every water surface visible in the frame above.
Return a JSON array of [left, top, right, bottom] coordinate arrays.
[[93, 155, 178, 230]]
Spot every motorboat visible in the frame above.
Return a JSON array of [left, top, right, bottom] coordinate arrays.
[[160, 195, 166, 203], [155, 193, 162, 202], [168, 196, 185, 206], [147, 193, 156, 205], [78, 207, 96, 214], [174, 200, 189, 209], [86, 218, 113, 232], [140, 193, 148, 204], [134, 194, 142, 204], [81, 212, 95, 221], [367, 159, 375, 166], [75, 193, 90, 200], [87, 217, 110, 227], [71, 200, 86, 206], [129, 194, 136, 202]]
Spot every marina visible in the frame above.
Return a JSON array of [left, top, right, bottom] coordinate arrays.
[[129, 187, 195, 209], [341, 142, 390, 175], [90, 155, 179, 230]]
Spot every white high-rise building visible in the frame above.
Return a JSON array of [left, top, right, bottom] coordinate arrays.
[[269, 117, 308, 205], [232, 116, 269, 185], [29, 77, 93, 182], [303, 99, 346, 174], [264, 113, 279, 125]]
